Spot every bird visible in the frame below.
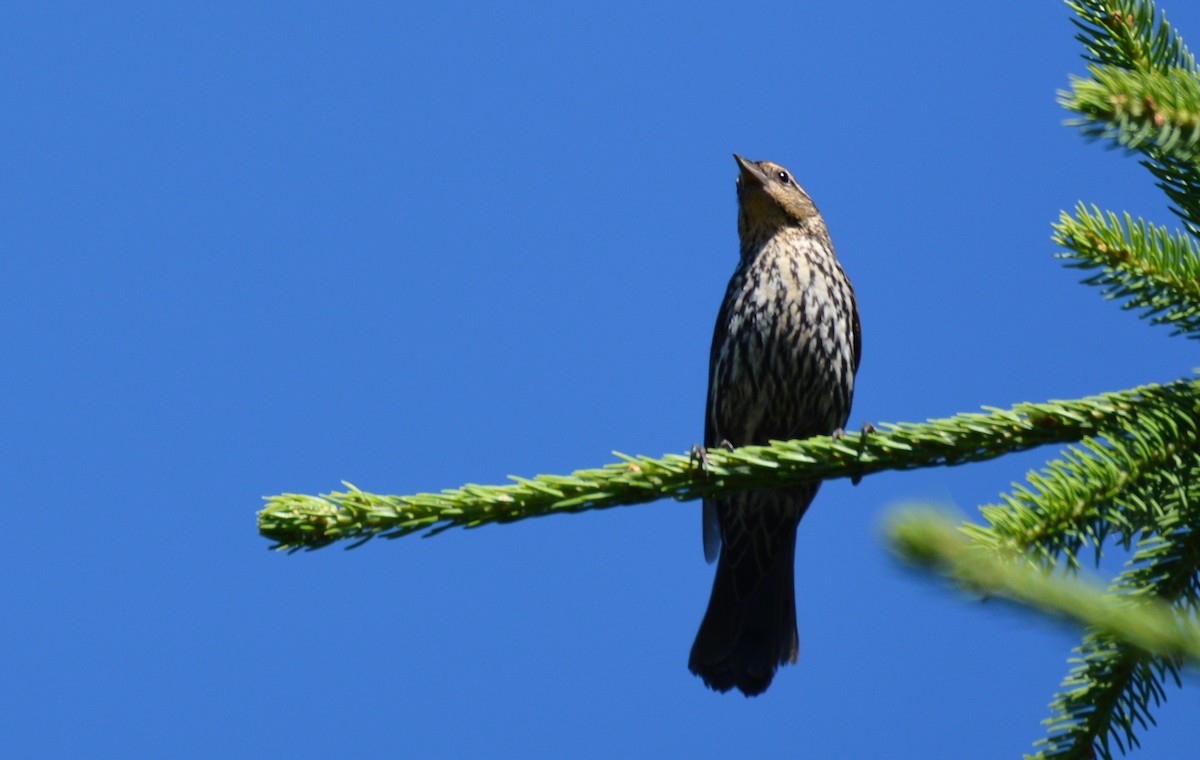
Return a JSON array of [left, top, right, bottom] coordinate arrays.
[[689, 154, 861, 697]]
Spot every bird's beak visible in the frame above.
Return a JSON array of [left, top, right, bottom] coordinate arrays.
[[733, 153, 767, 189]]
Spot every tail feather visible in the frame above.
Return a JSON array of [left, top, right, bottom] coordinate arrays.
[[689, 493, 802, 697]]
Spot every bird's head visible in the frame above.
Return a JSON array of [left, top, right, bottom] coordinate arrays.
[[733, 154, 822, 242]]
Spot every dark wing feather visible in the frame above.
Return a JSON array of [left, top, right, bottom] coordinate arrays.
[[849, 278, 862, 374], [702, 276, 737, 563]]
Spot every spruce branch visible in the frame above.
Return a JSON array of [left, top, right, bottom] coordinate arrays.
[[1054, 204, 1200, 338], [888, 507, 1200, 758], [1060, 63, 1200, 234], [969, 409, 1200, 568], [1039, 640, 1162, 760], [1062, 65, 1200, 161], [259, 379, 1200, 552], [1143, 154, 1200, 238], [1033, 462, 1200, 759], [1061, 3, 1200, 234], [887, 510, 1200, 664], [905, 411, 1200, 758], [1067, 0, 1195, 72]]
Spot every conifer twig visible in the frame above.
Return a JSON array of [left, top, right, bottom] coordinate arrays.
[[259, 378, 1200, 552], [887, 509, 1200, 663], [1055, 204, 1200, 339]]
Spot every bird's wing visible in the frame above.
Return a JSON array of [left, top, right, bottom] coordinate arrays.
[[702, 276, 737, 564], [849, 277, 862, 375]]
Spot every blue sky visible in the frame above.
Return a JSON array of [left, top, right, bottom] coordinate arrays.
[[5, 2, 1200, 757]]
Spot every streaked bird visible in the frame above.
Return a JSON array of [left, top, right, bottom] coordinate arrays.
[[689, 154, 861, 696]]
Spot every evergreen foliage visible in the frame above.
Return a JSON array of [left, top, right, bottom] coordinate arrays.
[[897, 2, 1200, 756]]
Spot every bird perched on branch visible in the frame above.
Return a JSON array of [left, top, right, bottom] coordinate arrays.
[[689, 154, 861, 696]]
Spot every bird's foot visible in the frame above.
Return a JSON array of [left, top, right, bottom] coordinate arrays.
[[850, 422, 875, 485], [689, 440, 735, 473]]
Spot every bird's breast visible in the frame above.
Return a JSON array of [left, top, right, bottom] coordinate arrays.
[[711, 237, 856, 444]]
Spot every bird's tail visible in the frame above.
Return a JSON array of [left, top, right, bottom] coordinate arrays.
[[688, 490, 807, 697]]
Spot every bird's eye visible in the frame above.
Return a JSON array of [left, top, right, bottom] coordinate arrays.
[[735, 176, 743, 195], [776, 170, 790, 184]]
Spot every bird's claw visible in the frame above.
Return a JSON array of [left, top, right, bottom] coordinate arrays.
[[690, 440, 735, 473], [849, 422, 875, 485]]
